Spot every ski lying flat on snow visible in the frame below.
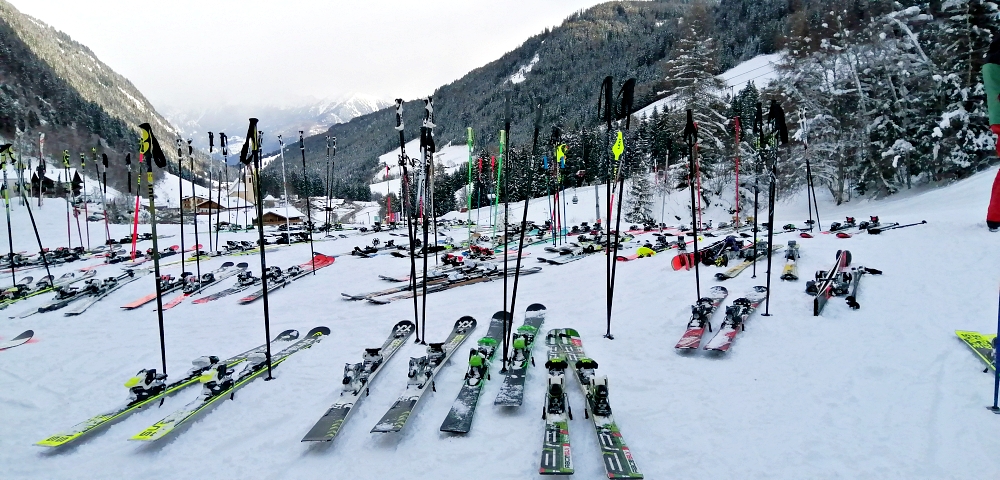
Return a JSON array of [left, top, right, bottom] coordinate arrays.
[[780, 240, 800, 281], [35, 329, 300, 447], [0, 270, 97, 310], [715, 244, 783, 280], [0, 329, 33, 350], [238, 254, 335, 304], [675, 286, 728, 349], [540, 330, 574, 476], [130, 327, 329, 442], [494, 304, 546, 406], [63, 270, 148, 316], [955, 330, 996, 371], [704, 286, 768, 352], [370, 317, 477, 433], [366, 267, 542, 304], [550, 328, 643, 479], [159, 262, 247, 310], [440, 311, 511, 434], [301, 320, 415, 442]]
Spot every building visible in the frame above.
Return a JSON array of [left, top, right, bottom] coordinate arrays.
[[31, 168, 82, 197], [257, 206, 304, 226]]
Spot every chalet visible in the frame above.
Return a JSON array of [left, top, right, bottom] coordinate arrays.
[[31, 168, 82, 197], [257, 206, 304, 226]]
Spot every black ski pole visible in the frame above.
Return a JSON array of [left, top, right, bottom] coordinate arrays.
[[138, 123, 170, 376], [0, 145, 18, 284], [607, 78, 636, 340], [868, 220, 926, 234], [507, 103, 542, 371], [501, 92, 511, 360], [241, 119, 275, 379], [751, 103, 763, 278], [419, 97, 435, 346], [684, 109, 701, 301], [176, 138, 185, 274], [188, 141, 202, 288], [598, 76, 614, 313], [3, 144, 52, 281], [394, 99, 421, 343], [299, 132, 316, 272], [217, 133, 228, 248], [207, 132, 215, 254], [762, 100, 788, 316]]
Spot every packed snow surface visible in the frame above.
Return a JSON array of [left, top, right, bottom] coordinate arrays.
[[2, 166, 1000, 479]]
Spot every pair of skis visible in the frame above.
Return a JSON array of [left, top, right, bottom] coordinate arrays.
[[236, 253, 336, 304], [365, 266, 541, 304], [36, 329, 303, 447], [0, 270, 97, 310], [540, 328, 642, 478], [714, 243, 784, 280], [780, 240, 800, 281], [674, 285, 769, 352], [807, 250, 852, 316], [120, 262, 246, 310], [130, 327, 330, 442]]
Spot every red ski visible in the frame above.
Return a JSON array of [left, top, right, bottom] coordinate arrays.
[[675, 286, 728, 349]]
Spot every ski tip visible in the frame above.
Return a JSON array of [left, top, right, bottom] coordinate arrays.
[[526, 303, 546, 312], [394, 320, 416, 336], [455, 316, 478, 332], [222, 261, 234, 267], [307, 326, 331, 337], [276, 329, 300, 341], [237, 262, 249, 268]]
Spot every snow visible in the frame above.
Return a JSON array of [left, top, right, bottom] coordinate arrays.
[[2, 166, 1000, 478], [720, 53, 783, 91], [633, 53, 784, 119], [510, 53, 540, 84]]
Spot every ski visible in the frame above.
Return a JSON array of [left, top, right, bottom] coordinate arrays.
[[121, 273, 193, 309], [780, 240, 800, 281], [955, 330, 996, 371], [370, 316, 477, 433], [539, 350, 574, 476], [714, 243, 783, 281], [36, 329, 300, 447], [0, 270, 96, 310], [237, 254, 335, 304], [301, 320, 415, 442], [159, 262, 247, 310], [675, 286, 728, 349], [494, 303, 547, 406], [0, 329, 33, 350], [366, 267, 542, 304], [190, 269, 261, 304], [129, 327, 329, 442], [704, 286, 768, 352], [807, 250, 852, 316], [550, 328, 643, 479], [64, 270, 148, 316], [440, 311, 511, 433]]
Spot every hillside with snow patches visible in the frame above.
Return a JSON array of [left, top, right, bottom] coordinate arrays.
[[1, 161, 1000, 478]]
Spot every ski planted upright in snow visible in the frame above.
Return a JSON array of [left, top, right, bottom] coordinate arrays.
[[371, 316, 477, 433], [36, 329, 300, 447], [301, 320, 415, 442], [129, 327, 329, 442], [494, 303, 546, 406], [440, 311, 511, 433]]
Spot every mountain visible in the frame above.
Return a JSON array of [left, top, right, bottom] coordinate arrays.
[[164, 94, 390, 154], [0, 0, 200, 195]]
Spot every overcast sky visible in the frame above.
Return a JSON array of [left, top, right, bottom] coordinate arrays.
[[9, 0, 608, 112]]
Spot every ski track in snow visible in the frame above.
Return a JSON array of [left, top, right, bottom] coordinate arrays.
[[2, 168, 1000, 478]]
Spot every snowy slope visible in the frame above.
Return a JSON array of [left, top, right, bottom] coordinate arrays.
[[634, 53, 784, 119], [2, 167, 1000, 479]]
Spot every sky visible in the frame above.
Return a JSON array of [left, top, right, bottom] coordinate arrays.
[[8, 0, 609, 112]]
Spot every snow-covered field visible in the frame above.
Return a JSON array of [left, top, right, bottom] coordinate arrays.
[[2, 166, 1000, 479]]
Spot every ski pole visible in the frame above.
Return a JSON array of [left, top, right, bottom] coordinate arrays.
[[394, 99, 421, 343], [299, 132, 316, 273], [684, 109, 701, 302], [762, 100, 788, 316], [868, 220, 926, 234], [607, 78, 636, 340]]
